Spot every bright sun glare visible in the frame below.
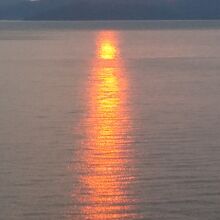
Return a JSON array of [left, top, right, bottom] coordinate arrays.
[[100, 42, 117, 60]]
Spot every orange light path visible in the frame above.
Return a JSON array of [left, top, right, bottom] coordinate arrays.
[[75, 31, 138, 220]]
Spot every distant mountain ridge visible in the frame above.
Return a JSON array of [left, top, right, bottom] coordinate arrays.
[[0, 0, 220, 20]]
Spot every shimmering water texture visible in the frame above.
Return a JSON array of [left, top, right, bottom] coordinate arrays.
[[69, 32, 141, 219], [1, 21, 220, 220]]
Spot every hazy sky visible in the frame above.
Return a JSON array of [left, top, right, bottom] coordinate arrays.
[[1, 0, 220, 20], [0, 0, 26, 6]]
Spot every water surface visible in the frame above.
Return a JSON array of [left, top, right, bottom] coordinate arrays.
[[0, 21, 220, 220]]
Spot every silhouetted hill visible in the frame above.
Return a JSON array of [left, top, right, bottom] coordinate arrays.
[[0, 0, 220, 20]]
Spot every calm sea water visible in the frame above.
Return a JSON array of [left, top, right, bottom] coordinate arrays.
[[0, 21, 220, 220]]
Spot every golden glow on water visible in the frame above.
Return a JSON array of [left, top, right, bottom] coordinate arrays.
[[73, 31, 138, 219], [99, 42, 117, 60]]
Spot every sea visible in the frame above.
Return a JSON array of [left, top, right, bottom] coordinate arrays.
[[0, 20, 220, 220]]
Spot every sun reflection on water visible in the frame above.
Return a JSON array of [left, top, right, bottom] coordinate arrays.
[[71, 31, 139, 220], [99, 41, 117, 60]]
